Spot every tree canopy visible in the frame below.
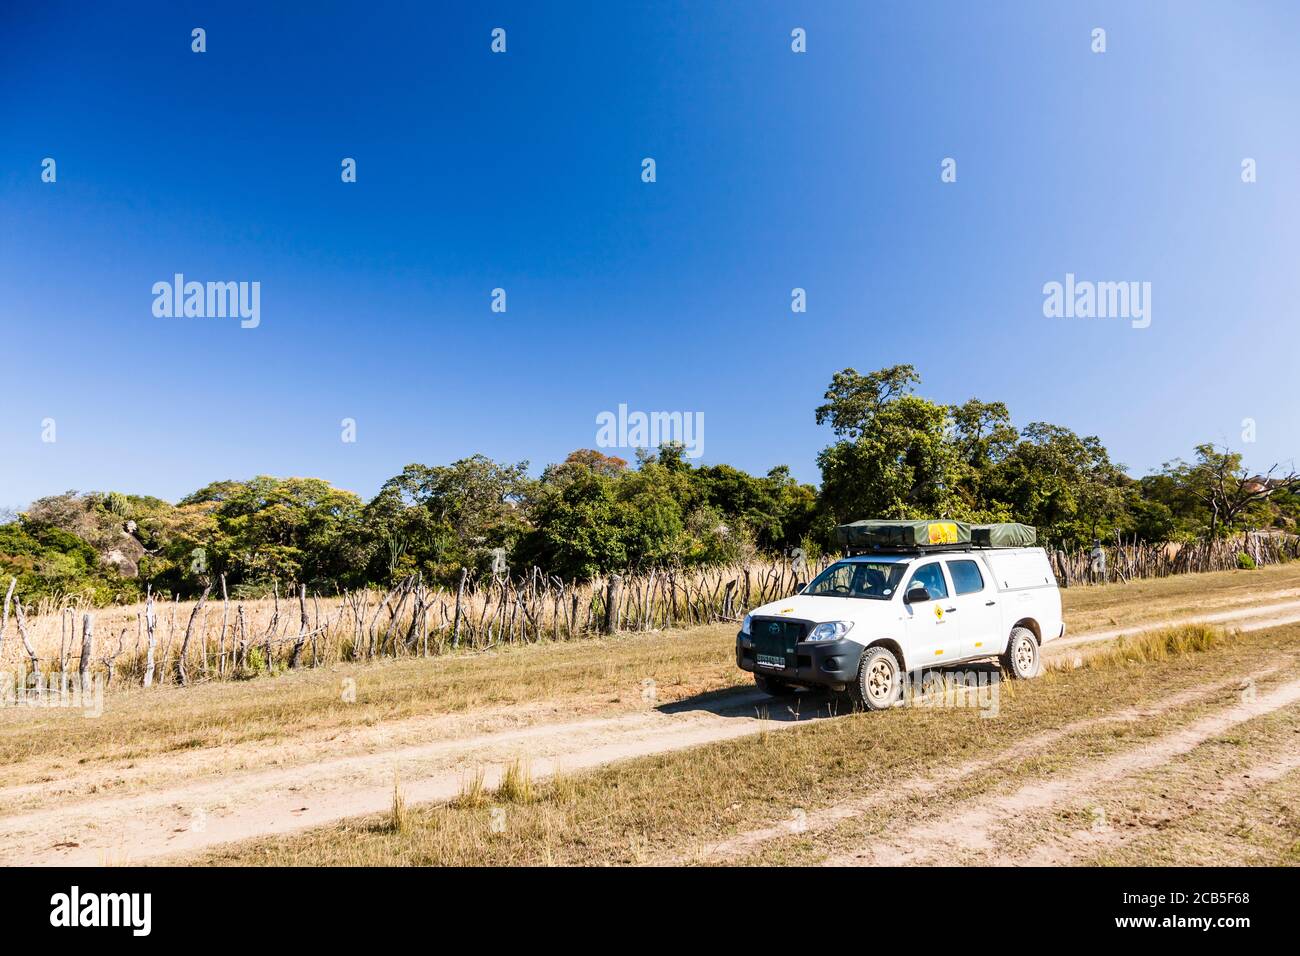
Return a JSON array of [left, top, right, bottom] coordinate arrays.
[[4, 366, 1296, 603]]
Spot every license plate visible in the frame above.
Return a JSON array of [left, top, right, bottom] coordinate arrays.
[[756, 653, 786, 669]]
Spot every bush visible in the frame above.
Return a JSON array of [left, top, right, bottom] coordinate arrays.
[[1237, 552, 1257, 570], [241, 647, 268, 678]]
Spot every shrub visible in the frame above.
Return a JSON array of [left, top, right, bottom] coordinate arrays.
[[1078, 623, 1229, 669], [1237, 552, 1257, 570]]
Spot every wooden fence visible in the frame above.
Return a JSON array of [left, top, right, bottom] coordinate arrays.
[[1, 533, 1295, 692], [1048, 533, 1300, 587], [0, 555, 834, 691]]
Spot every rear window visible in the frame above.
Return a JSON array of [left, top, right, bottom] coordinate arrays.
[[947, 559, 985, 595]]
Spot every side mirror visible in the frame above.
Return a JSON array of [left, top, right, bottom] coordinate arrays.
[[904, 585, 932, 605]]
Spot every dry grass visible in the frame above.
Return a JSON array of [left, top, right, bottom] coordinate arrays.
[[3, 563, 1295, 802], [497, 760, 535, 804], [1058, 561, 1300, 634], [1007, 703, 1300, 866], [1, 557, 821, 689], [388, 774, 409, 834], [6, 556, 1296, 696], [0, 622, 742, 796], [1086, 763, 1300, 867], [1051, 623, 1232, 670], [454, 768, 489, 809], [190, 620, 1300, 867]]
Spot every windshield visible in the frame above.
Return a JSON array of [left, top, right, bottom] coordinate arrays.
[[803, 560, 908, 600]]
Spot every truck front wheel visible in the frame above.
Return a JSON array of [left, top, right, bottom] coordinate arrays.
[[849, 646, 902, 711], [1001, 627, 1040, 679]]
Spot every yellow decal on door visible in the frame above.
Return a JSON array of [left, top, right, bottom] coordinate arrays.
[[934, 605, 944, 620]]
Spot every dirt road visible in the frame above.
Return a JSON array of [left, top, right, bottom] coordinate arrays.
[[3, 596, 1299, 866]]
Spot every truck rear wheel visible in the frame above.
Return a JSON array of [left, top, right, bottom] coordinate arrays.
[[1001, 627, 1040, 679], [849, 646, 902, 711], [754, 673, 799, 696]]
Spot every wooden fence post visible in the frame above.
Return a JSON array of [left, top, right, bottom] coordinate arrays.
[[0, 577, 14, 660], [452, 568, 467, 648], [143, 588, 157, 687], [289, 584, 309, 667], [79, 613, 94, 692], [175, 585, 211, 685], [603, 574, 623, 634]]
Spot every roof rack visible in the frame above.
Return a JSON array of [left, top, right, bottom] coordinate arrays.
[[844, 543, 974, 557]]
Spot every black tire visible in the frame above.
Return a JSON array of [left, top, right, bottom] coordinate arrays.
[[848, 646, 903, 711], [754, 673, 799, 696], [1001, 626, 1040, 679]]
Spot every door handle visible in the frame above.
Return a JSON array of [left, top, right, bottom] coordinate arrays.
[[985, 600, 996, 606], [944, 606, 957, 613]]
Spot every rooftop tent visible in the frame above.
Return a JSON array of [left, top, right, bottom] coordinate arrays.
[[971, 523, 1037, 548], [837, 519, 972, 550]]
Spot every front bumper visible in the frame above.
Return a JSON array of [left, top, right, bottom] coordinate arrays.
[[736, 632, 865, 688]]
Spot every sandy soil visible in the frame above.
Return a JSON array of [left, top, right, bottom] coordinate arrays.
[[671, 661, 1290, 865], [3, 598, 1299, 866], [824, 677, 1300, 866]]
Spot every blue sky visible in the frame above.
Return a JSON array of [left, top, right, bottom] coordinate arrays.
[[3, 1, 1298, 509]]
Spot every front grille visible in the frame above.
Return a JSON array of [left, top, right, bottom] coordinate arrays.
[[750, 618, 806, 670]]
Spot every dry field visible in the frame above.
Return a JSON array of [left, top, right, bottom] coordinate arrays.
[[196, 622, 1300, 867], [0, 564, 1298, 866], [6, 551, 1298, 693], [1, 558, 821, 689]]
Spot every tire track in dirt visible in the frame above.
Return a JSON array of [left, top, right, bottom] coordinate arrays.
[[662, 662, 1286, 865], [4, 600, 1298, 866], [0, 687, 820, 866], [823, 677, 1300, 866], [1015, 748, 1300, 866], [1046, 599, 1300, 657]]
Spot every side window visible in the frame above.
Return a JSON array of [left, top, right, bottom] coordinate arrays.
[[908, 562, 949, 600], [947, 560, 985, 596]]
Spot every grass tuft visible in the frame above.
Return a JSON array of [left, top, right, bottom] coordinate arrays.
[[497, 759, 534, 804], [455, 767, 488, 808], [1066, 623, 1232, 670], [388, 773, 408, 834]]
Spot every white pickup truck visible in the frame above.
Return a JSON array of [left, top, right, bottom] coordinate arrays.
[[736, 546, 1064, 710]]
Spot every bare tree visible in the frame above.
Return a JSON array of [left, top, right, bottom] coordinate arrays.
[[143, 588, 158, 687], [1184, 444, 1300, 538], [0, 577, 14, 659], [175, 584, 212, 685]]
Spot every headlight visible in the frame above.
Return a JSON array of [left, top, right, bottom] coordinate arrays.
[[807, 621, 853, 642], [741, 614, 753, 635]]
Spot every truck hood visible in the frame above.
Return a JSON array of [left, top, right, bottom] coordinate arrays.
[[747, 593, 900, 626]]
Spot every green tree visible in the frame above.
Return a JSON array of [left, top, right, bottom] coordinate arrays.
[[363, 456, 531, 582], [990, 423, 1129, 543], [815, 366, 966, 533]]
